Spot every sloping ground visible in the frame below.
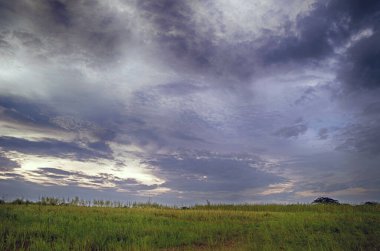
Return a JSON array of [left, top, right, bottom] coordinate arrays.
[[0, 204, 379, 250]]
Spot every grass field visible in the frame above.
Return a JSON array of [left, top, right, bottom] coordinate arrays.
[[0, 203, 379, 250]]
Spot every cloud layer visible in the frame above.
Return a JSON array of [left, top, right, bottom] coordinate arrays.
[[0, 0, 379, 204]]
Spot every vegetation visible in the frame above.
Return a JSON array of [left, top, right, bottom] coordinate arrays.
[[312, 197, 340, 204], [0, 199, 379, 250], [364, 201, 378, 205]]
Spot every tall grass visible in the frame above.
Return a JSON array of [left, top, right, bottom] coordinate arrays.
[[0, 203, 379, 250], [193, 203, 380, 213]]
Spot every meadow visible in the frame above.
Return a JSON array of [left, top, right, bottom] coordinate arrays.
[[0, 202, 379, 250]]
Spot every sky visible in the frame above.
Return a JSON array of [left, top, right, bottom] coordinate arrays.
[[0, 0, 379, 205]]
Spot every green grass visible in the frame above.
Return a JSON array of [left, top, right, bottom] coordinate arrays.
[[0, 204, 379, 250]]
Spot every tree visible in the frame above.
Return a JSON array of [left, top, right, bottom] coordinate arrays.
[[312, 197, 340, 204], [364, 201, 378, 205]]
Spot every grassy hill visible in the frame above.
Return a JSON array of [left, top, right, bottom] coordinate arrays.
[[1, 203, 379, 250]]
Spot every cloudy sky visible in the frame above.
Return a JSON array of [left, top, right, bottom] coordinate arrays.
[[0, 0, 379, 204]]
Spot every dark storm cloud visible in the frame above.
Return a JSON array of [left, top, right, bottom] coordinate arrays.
[[2, 0, 377, 78], [274, 124, 308, 139], [0, 154, 19, 171], [147, 152, 284, 193], [135, 0, 379, 87], [0, 91, 124, 143], [339, 32, 380, 90], [329, 0, 380, 26], [138, 0, 209, 66], [323, 0, 380, 90], [31, 167, 92, 181], [48, 0, 71, 27], [1, 172, 23, 178], [0, 0, 132, 66], [0, 95, 119, 152], [0, 95, 57, 128], [258, 0, 380, 92], [137, 0, 260, 82], [0, 136, 112, 160], [260, 13, 332, 64], [3, 83, 210, 155], [262, 0, 380, 64], [29, 167, 159, 191], [2, 0, 375, 87]]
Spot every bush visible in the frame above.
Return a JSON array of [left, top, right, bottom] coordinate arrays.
[[312, 197, 340, 204], [11, 198, 25, 205], [364, 201, 378, 205]]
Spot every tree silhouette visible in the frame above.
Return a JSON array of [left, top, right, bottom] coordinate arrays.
[[312, 197, 340, 204]]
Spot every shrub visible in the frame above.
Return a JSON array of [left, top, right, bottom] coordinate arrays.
[[364, 201, 378, 205], [11, 198, 25, 205], [312, 197, 340, 204]]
